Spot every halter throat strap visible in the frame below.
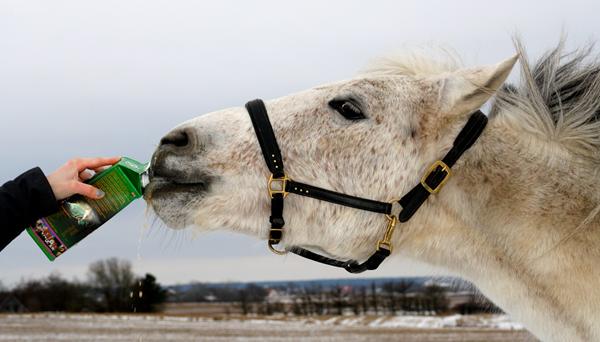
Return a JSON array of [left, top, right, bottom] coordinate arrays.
[[245, 98, 487, 273]]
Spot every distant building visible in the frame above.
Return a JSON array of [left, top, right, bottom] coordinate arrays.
[[423, 279, 453, 289], [265, 289, 294, 304], [0, 294, 28, 313], [204, 294, 217, 302]]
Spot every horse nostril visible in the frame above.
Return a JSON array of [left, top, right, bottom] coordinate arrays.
[[160, 129, 191, 148]]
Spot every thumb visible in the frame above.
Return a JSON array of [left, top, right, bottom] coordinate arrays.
[[72, 181, 105, 199]]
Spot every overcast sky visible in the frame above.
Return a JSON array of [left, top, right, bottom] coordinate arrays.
[[1, 0, 599, 287]]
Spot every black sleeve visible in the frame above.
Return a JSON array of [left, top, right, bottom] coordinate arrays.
[[0, 167, 60, 252]]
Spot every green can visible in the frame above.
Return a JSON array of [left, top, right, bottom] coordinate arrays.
[[27, 157, 148, 261]]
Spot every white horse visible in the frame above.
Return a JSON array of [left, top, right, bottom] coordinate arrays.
[[145, 40, 600, 341]]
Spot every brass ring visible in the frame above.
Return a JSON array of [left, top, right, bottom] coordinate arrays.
[[268, 241, 288, 255]]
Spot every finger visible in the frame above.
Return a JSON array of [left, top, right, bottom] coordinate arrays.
[[73, 157, 121, 172], [79, 169, 96, 181], [93, 165, 112, 173], [72, 181, 105, 199]]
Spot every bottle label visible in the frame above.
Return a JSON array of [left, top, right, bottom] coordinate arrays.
[[26, 157, 148, 261]]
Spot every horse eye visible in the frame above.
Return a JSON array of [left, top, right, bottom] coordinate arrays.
[[328, 99, 365, 120]]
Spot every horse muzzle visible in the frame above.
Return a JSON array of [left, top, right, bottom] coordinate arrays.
[[146, 125, 212, 201]]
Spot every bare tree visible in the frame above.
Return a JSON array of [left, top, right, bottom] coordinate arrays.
[[88, 258, 135, 312], [370, 282, 378, 314], [12, 273, 91, 312], [395, 280, 412, 313], [334, 286, 343, 315], [385, 284, 396, 314], [350, 289, 361, 315], [360, 286, 368, 314], [239, 289, 249, 315], [422, 284, 449, 314], [301, 291, 312, 315]]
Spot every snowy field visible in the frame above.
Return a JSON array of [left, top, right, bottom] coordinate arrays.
[[0, 313, 538, 341]]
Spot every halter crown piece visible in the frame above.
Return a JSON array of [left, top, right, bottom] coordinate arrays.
[[246, 99, 488, 273]]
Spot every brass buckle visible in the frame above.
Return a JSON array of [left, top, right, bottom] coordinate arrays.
[[420, 160, 451, 194], [268, 174, 290, 198], [268, 239, 288, 255], [377, 214, 397, 252]]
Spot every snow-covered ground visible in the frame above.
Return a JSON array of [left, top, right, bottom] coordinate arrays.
[[317, 314, 524, 330], [0, 313, 537, 342]]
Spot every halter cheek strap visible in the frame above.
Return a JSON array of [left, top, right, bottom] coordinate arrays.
[[246, 98, 487, 273], [398, 112, 488, 222]]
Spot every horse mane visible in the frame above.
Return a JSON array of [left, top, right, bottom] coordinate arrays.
[[365, 39, 600, 162], [492, 38, 600, 162]]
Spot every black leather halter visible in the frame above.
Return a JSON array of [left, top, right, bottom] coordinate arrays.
[[246, 99, 487, 273]]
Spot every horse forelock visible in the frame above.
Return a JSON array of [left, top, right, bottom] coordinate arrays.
[[361, 46, 462, 77]]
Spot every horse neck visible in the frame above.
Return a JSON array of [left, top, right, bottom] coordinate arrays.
[[429, 116, 600, 341]]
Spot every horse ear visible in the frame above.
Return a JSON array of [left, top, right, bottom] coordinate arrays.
[[435, 54, 518, 116]]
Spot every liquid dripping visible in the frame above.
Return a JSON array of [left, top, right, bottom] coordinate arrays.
[[134, 212, 152, 341], [132, 216, 149, 314]]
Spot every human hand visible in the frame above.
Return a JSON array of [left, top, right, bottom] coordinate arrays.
[[47, 157, 121, 201]]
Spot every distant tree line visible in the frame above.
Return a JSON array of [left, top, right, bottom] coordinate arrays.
[[239, 281, 455, 316], [3, 262, 501, 317], [1, 258, 166, 313], [170, 282, 267, 304], [169, 279, 501, 317], [246, 281, 499, 316]]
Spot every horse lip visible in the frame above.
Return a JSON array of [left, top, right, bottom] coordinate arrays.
[[172, 179, 207, 186], [144, 165, 212, 201], [144, 176, 209, 199], [151, 177, 207, 188], [147, 167, 208, 186]]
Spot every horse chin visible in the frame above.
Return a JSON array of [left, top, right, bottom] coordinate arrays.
[[143, 180, 207, 229]]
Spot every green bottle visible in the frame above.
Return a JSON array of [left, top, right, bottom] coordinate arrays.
[[26, 157, 149, 261]]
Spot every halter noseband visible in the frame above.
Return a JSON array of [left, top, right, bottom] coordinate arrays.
[[246, 99, 487, 273]]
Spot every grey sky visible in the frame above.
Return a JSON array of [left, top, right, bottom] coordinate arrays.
[[1, 0, 598, 286]]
